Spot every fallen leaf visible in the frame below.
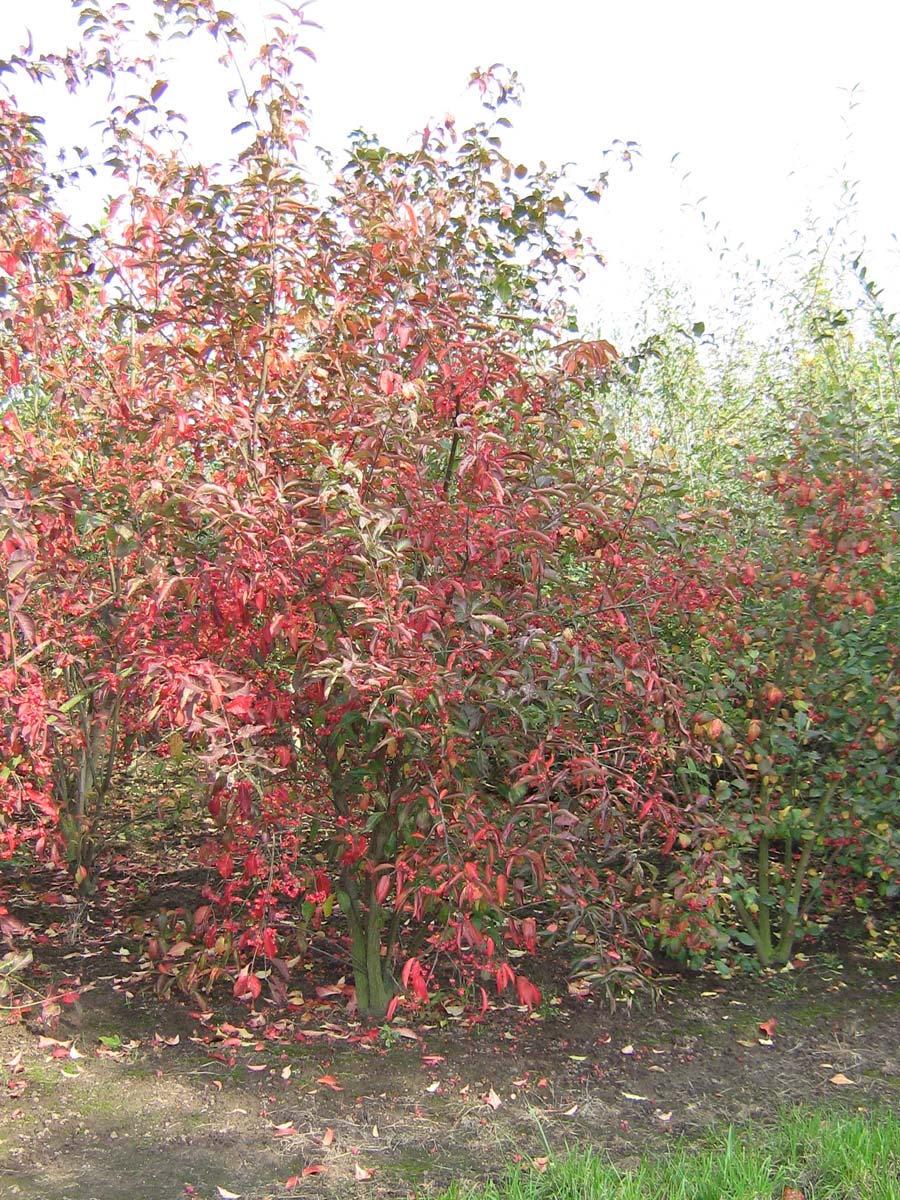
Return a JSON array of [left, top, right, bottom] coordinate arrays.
[[533, 1156, 550, 1173], [284, 1176, 299, 1190], [371, 1124, 379, 1138], [735, 1039, 756, 1048], [486, 1087, 502, 1109], [426, 1081, 441, 1093], [654, 1110, 673, 1122], [620, 1043, 634, 1055], [758, 1037, 775, 1047], [622, 1092, 649, 1102], [758, 1017, 777, 1037], [354, 1163, 374, 1182], [281, 1065, 291, 1080], [321, 1127, 334, 1147], [828, 1072, 856, 1086], [216, 1188, 241, 1199], [421, 1054, 445, 1066], [782, 1189, 806, 1200], [316, 1074, 343, 1091], [562, 1103, 579, 1116], [273, 1124, 298, 1137], [301, 1164, 325, 1177], [0, 913, 30, 938]]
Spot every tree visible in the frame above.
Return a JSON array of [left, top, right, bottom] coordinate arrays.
[[2, 2, 713, 1017]]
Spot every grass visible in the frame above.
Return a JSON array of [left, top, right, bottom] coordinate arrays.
[[442, 1108, 900, 1199]]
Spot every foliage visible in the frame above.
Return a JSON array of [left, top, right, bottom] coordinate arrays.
[[1, 2, 897, 1018], [0, 0, 715, 1018], [602, 260, 900, 969]]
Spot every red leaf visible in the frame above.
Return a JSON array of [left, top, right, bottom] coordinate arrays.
[[758, 1017, 776, 1037], [515, 976, 541, 1010], [374, 874, 391, 906], [521, 918, 537, 953], [234, 970, 261, 1001], [0, 914, 30, 939], [402, 957, 428, 1003], [495, 962, 515, 994], [3, 351, 21, 386], [316, 1075, 343, 1091]]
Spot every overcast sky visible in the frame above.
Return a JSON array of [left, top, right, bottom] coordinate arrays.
[[5, 0, 900, 340]]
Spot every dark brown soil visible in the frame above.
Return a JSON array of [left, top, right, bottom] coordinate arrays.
[[2, 930, 898, 1200]]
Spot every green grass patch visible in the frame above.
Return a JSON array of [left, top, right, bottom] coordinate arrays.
[[443, 1108, 900, 1199]]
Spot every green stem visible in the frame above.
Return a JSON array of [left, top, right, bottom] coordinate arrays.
[[757, 834, 772, 961], [732, 894, 769, 964], [773, 781, 837, 965]]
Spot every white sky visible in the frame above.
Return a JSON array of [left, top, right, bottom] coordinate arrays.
[[4, 0, 900, 341]]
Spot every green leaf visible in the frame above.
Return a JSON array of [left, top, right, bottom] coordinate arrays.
[[733, 929, 758, 947]]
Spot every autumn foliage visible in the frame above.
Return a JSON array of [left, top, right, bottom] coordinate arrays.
[[1, 2, 897, 1019]]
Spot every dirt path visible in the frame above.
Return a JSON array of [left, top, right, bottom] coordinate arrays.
[[2, 953, 898, 1199]]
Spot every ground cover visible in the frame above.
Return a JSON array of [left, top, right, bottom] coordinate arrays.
[[2, 855, 898, 1200], [446, 1109, 900, 1200]]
